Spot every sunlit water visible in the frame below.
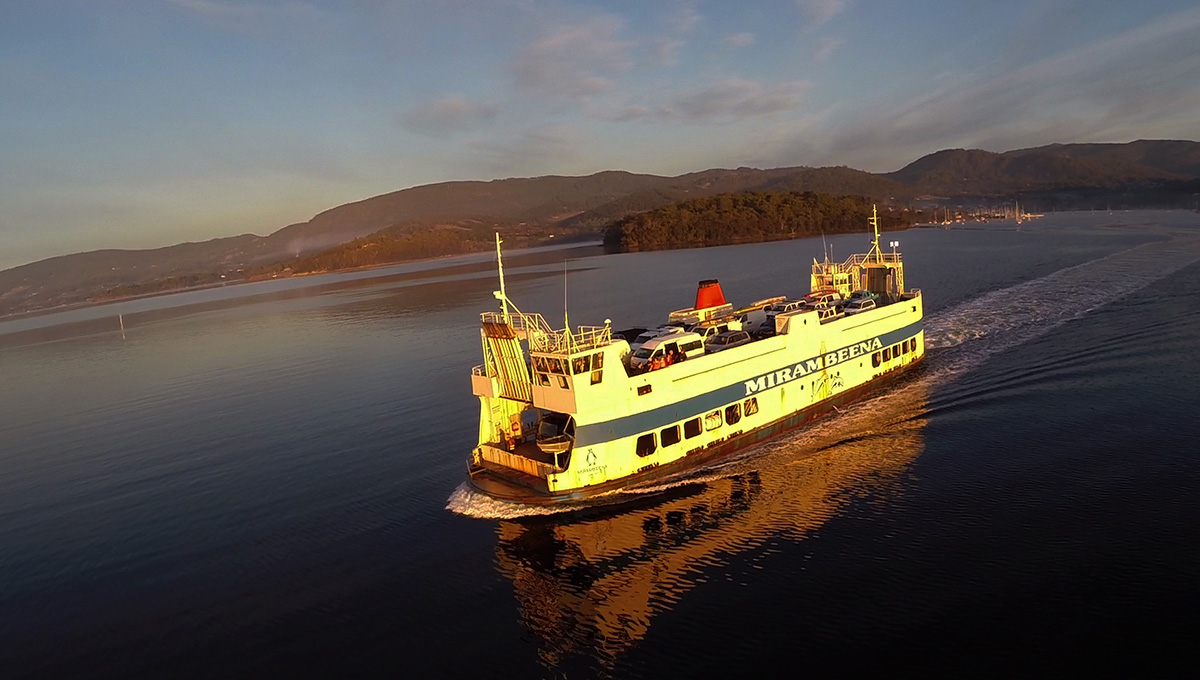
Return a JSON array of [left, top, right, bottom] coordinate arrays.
[[2, 212, 1199, 677]]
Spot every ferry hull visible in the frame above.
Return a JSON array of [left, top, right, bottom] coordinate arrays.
[[468, 357, 924, 506]]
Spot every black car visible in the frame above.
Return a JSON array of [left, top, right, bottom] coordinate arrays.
[[704, 330, 752, 352]]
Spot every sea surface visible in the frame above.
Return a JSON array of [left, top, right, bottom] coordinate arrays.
[[2, 212, 1199, 678]]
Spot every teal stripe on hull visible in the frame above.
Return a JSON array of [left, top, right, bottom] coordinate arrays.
[[576, 320, 923, 446]]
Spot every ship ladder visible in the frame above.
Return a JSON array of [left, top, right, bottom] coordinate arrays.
[[481, 321, 534, 403]]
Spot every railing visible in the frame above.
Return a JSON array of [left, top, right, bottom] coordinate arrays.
[[480, 311, 611, 355], [472, 364, 486, 376], [478, 445, 560, 479], [828, 252, 903, 268]]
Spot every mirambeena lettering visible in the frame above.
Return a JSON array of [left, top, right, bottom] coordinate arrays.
[[743, 337, 884, 396]]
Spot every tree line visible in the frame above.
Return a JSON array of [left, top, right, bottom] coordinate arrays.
[[603, 191, 913, 252]]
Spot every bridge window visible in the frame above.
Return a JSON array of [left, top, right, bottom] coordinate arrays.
[[533, 356, 547, 372], [591, 369, 603, 385], [593, 352, 604, 369], [744, 397, 759, 416], [725, 403, 741, 425], [547, 357, 566, 375], [557, 375, 570, 389], [684, 418, 702, 439], [537, 372, 551, 386], [636, 433, 657, 457], [573, 355, 590, 375], [661, 425, 681, 447]]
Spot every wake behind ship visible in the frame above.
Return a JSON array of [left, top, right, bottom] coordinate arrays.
[[467, 208, 924, 504]]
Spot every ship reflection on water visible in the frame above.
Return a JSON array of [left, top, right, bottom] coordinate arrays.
[[492, 379, 930, 672]]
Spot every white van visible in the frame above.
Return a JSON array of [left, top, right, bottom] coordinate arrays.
[[629, 332, 705, 371], [629, 325, 686, 352]]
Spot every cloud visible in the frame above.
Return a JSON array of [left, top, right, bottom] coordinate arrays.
[[812, 36, 843, 61], [399, 96, 498, 137], [788, 5, 1200, 171], [619, 78, 811, 124], [794, 0, 848, 27], [512, 17, 633, 100], [722, 32, 756, 49], [466, 125, 583, 176], [664, 0, 703, 35]]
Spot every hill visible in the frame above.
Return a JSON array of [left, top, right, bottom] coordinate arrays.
[[2, 139, 1198, 316]]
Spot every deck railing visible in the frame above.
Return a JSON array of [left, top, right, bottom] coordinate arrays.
[[480, 311, 611, 355], [477, 445, 561, 479]]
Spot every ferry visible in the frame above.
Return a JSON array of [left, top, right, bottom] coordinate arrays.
[[467, 207, 924, 504]]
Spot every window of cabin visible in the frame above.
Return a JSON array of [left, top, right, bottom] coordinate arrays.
[[636, 433, 656, 457], [725, 403, 741, 425], [661, 425, 681, 447], [744, 397, 759, 416], [557, 375, 569, 389], [684, 418, 702, 439], [533, 356, 548, 373], [872, 352, 881, 368], [883, 348, 891, 362], [548, 357, 565, 375], [704, 410, 723, 431], [591, 370, 603, 385], [537, 372, 551, 386], [592, 352, 604, 369], [573, 355, 590, 375]]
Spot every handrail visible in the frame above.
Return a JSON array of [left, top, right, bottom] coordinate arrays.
[[481, 311, 612, 355]]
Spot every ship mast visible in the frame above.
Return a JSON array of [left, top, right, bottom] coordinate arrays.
[[866, 205, 884, 263], [495, 232, 509, 319]]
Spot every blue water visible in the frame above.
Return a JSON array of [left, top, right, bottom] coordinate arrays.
[[2, 212, 1199, 677]]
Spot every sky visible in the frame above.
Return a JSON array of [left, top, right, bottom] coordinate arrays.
[[2, 0, 1198, 270]]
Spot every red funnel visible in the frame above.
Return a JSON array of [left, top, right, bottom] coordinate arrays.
[[695, 279, 726, 309]]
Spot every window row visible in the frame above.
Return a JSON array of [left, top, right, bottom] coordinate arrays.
[[636, 397, 760, 457], [871, 337, 918, 368]]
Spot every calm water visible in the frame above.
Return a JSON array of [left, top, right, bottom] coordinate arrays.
[[2, 212, 1199, 677]]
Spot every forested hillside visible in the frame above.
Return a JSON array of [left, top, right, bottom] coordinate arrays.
[[603, 192, 919, 252]]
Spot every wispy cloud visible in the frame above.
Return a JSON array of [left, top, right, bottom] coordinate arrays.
[[466, 125, 583, 176], [791, 5, 1200, 170], [722, 32, 756, 49], [794, 0, 848, 27], [512, 17, 633, 100], [618, 78, 811, 124], [399, 96, 498, 137], [812, 35, 843, 61], [663, 0, 703, 35]]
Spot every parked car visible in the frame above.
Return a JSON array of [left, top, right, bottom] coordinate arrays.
[[844, 298, 877, 315], [847, 289, 879, 303], [705, 330, 752, 353], [803, 290, 842, 309]]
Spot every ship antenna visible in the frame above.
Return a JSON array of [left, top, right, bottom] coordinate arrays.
[[495, 232, 509, 318], [563, 259, 574, 352]]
